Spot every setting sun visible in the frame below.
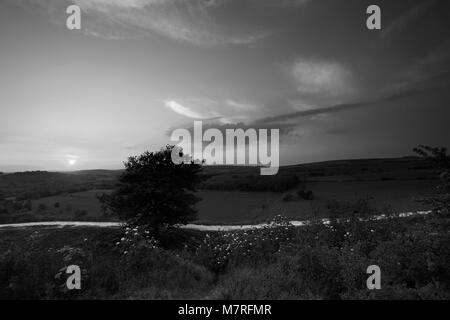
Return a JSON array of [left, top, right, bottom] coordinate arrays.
[[68, 159, 77, 166]]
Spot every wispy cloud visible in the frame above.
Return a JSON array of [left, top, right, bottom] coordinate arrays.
[[292, 59, 355, 97], [163, 89, 418, 142], [204, 0, 311, 8], [250, 88, 419, 136], [164, 100, 221, 119], [287, 58, 358, 110], [23, 0, 271, 45], [164, 98, 265, 123], [225, 100, 258, 110]]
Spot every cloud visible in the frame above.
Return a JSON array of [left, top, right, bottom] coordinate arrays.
[[251, 88, 419, 135], [22, 0, 271, 45], [164, 98, 266, 124], [259, 0, 311, 7], [164, 100, 222, 119], [75, 0, 224, 44], [291, 59, 355, 98], [205, 0, 311, 8], [163, 88, 420, 149], [225, 100, 258, 110]]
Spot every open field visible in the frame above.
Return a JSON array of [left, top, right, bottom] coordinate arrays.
[[0, 178, 436, 225], [197, 179, 435, 224], [0, 157, 439, 224], [1, 211, 448, 299]]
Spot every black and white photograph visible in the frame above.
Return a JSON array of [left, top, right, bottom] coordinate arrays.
[[0, 0, 449, 308]]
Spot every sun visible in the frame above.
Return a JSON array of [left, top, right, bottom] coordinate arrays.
[[68, 159, 77, 166]]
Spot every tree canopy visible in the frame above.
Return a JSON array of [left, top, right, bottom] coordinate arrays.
[[100, 145, 205, 230]]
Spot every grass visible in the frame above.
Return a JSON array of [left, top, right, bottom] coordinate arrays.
[[1, 179, 436, 225], [0, 157, 438, 225], [1, 207, 449, 300]]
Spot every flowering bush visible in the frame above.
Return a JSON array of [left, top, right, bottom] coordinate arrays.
[[195, 215, 295, 272], [114, 225, 159, 256]]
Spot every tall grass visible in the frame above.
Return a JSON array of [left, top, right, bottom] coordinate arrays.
[[0, 205, 449, 299]]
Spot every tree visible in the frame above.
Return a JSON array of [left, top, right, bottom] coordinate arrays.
[[414, 145, 450, 213], [100, 145, 205, 232]]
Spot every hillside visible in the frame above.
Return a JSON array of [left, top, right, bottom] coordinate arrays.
[[0, 157, 439, 224]]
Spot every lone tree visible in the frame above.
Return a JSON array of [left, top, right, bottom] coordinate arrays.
[[100, 145, 204, 232]]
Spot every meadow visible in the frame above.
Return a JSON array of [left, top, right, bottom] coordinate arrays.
[[0, 179, 435, 225], [0, 157, 438, 224], [0, 209, 448, 299]]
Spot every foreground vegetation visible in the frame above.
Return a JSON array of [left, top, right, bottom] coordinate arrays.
[[1, 208, 448, 300]]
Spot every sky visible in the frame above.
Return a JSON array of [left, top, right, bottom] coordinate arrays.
[[0, 0, 449, 171]]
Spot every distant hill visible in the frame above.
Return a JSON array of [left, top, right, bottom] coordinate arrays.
[[0, 157, 437, 200], [200, 156, 437, 192], [0, 170, 122, 200]]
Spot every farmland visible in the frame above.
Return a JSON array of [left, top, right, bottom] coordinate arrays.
[[0, 157, 438, 224]]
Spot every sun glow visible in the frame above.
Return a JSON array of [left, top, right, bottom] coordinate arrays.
[[68, 159, 77, 166]]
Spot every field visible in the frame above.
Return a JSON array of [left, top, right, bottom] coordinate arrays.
[[0, 210, 448, 299], [197, 179, 435, 224], [0, 157, 438, 224], [0, 179, 436, 225]]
